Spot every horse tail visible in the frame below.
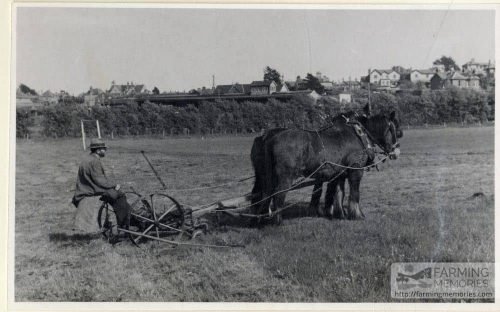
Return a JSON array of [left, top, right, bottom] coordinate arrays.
[[261, 136, 276, 215], [250, 136, 264, 206]]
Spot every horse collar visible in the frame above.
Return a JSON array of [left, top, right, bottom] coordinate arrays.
[[351, 124, 373, 150]]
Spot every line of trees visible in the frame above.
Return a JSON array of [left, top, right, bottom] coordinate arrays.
[[16, 86, 494, 138]]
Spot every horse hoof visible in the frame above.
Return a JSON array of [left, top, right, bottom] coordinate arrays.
[[348, 213, 365, 220], [273, 214, 282, 225], [332, 210, 346, 220]]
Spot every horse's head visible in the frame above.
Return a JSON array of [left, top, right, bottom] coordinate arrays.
[[362, 111, 402, 159]]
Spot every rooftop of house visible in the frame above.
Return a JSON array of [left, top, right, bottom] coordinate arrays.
[[86, 88, 104, 96], [371, 69, 398, 75], [214, 84, 233, 94], [433, 72, 449, 80], [463, 59, 492, 66], [449, 72, 480, 80], [41, 90, 56, 97], [108, 83, 144, 94], [412, 69, 436, 75], [250, 80, 275, 87]]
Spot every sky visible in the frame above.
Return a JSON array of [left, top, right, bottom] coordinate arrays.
[[16, 7, 495, 95]]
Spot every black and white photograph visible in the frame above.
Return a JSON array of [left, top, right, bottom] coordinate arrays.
[[9, 2, 497, 309]]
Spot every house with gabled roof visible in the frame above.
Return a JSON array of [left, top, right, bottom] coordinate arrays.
[[430, 72, 449, 90], [214, 84, 233, 96], [462, 58, 492, 75], [369, 69, 400, 87], [84, 87, 106, 106], [449, 72, 471, 88], [430, 71, 480, 89], [276, 83, 289, 93], [108, 81, 146, 97], [410, 69, 437, 84], [228, 83, 251, 95], [250, 80, 277, 95], [450, 72, 480, 89]]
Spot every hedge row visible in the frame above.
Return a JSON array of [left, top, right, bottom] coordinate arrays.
[[18, 87, 494, 138]]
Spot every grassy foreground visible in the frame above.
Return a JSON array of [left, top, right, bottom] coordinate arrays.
[[14, 127, 494, 302]]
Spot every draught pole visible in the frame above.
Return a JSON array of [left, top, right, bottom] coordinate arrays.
[[96, 120, 101, 139], [140, 151, 167, 189]]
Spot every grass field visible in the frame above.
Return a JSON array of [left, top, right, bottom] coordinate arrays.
[[14, 126, 494, 302]]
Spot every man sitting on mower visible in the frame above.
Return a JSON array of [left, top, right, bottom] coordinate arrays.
[[72, 138, 133, 231]]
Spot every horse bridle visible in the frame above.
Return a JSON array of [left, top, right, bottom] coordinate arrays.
[[345, 116, 399, 156], [384, 120, 400, 152]]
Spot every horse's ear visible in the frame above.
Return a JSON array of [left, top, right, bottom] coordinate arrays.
[[389, 111, 396, 121]]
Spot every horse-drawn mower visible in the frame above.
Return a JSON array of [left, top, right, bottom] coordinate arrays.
[[97, 188, 254, 247]]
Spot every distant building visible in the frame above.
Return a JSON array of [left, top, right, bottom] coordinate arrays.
[[315, 71, 331, 83], [449, 72, 469, 88], [485, 62, 495, 77], [214, 83, 251, 96], [307, 90, 322, 102], [462, 58, 492, 75], [289, 76, 308, 91], [250, 80, 277, 95], [320, 82, 334, 91], [84, 87, 105, 106], [430, 72, 448, 90], [410, 69, 436, 84], [369, 69, 400, 87], [276, 83, 290, 93], [39, 90, 58, 105], [431, 72, 481, 89], [340, 79, 361, 91], [108, 81, 146, 97], [196, 87, 214, 96], [339, 92, 352, 103]]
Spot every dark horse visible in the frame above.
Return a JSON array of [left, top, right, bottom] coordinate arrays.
[[251, 111, 402, 224]]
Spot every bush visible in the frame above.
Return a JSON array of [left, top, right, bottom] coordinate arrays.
[[16, 108, 34, 138]]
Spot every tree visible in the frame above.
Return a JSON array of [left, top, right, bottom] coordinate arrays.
[[18, 83, 38, 96], [152, 87, 160, 95], [263, 66, 282, 84], [304, 73, 325, 94], [433, 56, 460, 72]]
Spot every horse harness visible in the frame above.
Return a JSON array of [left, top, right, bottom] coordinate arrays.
[[313, 117, 376, 170], [345, 120, 376, 168]]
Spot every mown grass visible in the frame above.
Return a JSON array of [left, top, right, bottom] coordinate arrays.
[[14, 127, 494, 302]]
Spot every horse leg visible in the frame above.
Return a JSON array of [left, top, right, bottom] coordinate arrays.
[[271, 176, 293, 225], [309, 181, 323, 217], [327, 177, 346, 219], [346, 169, 364, 220], [250, 176, 263, 219]]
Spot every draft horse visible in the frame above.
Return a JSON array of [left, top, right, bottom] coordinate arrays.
[[251, 111, 402, 224]]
